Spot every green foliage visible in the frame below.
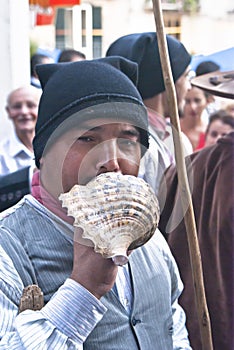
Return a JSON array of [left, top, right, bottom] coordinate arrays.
[[183, 0, 199, 12], [30, 40, 38, 58]]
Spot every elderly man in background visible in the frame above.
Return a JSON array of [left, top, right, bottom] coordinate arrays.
[[0, 85, 41, 176]]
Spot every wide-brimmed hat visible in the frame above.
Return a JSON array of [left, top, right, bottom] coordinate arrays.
[[191, 70, 234, 99]]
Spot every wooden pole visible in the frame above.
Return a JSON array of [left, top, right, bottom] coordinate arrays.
[[151, 1, 213, 349]]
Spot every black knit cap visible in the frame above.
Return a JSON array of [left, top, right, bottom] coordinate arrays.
[[106, 32, 191, 99], [33, 56, 149, 168]]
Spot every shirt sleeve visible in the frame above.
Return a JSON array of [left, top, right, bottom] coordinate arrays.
[[0, 246, 106, 349]]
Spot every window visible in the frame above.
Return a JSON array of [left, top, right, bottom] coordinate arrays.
[[55, 4, 102, 59]]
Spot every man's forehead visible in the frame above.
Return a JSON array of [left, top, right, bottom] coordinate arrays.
[[76, 118, 139, 131]]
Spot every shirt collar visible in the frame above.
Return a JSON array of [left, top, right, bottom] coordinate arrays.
[[8, 130, 33, 158]]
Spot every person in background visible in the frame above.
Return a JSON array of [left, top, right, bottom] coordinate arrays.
[[30, 53, 54, 88], [195, 60, 221, 120], [159, 133, 234, 350], [180, 86, 211, 151], [0, 85, 41, 175], [195, 60, 220, 77], [158, 70, 234, 350], [204, 109, 234, 147], [0, 57, 191, 349], [106, 33, 193, 193], [58, 48, 86, 63], [224, 102, 234, 117]]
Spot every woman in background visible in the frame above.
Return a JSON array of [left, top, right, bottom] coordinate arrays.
[[204, 110, 234, 147], [180, 86, 212, 151]]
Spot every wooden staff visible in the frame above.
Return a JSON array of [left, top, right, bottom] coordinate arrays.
[[151, 1, 213, 349]]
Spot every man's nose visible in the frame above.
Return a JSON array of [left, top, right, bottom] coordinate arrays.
[[96, 139, 121, 172], [216, 134, 223, 141], [19, 104, 30, 114], [190, 101, 197, 110]]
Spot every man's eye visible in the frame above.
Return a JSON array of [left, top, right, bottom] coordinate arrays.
[[118, 138, 137, 147], [77, 136, 93, 142], [27, 103, 37, 109], [210, 131, 218, 138], [11, 104, 22, 109]]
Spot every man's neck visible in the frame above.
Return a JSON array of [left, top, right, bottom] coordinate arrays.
[[143, 93, 166, 118], [16, 130, 35, 152]]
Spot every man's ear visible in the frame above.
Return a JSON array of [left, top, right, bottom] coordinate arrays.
[[5, 106, 12, 120], [39, 157, 44, 167]]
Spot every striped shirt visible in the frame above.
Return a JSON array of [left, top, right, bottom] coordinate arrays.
[[0, 131, 35, 176], [0, 195, 191, 349]]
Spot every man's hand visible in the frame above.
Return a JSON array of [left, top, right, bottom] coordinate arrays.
[[71, 228, 118, 299]]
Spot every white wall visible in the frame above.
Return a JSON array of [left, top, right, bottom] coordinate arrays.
[[200, 0, 233, 17], [91, 0, 234, 57], [0, 0, 31, 141], [181, 14, 233, 55], [99, 0, 157, 55]]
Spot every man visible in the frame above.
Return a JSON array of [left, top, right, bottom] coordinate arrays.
[[0, 57, 191, 349], [30, 53, 54, 88], [57, 48, 86, 62], [0, 85, 41, 211], [158, 71, 234, 349], [106, 33, 193, 193], [195, 60, 221, 131], [0, 85, 41, 175]]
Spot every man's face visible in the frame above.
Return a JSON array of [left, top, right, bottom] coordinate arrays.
[[6, 86, 40, 135], [40, 118, 142, 198]]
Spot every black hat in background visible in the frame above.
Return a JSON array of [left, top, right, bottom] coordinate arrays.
[[195, 60, 220, 76], [106, 32, 191, 99], [33, 56, 149, 168]]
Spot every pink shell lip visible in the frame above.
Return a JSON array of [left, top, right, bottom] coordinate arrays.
[[112, 255, 129, 266]]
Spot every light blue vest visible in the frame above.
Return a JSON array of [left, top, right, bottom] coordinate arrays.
[[0, 197, 182, 349]]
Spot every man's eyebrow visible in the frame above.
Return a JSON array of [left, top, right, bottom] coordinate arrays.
[[120, 128, 140, 137], [79, 125, 140, 136], [80, 125, 102, 132]]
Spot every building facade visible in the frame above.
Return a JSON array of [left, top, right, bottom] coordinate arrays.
[[1, 0, 233, 139]]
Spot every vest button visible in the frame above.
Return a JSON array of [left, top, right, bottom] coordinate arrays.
[[132, 317, 141, 326]]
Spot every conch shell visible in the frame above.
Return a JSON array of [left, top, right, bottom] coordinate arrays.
[[59, 173, 160, 265]]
